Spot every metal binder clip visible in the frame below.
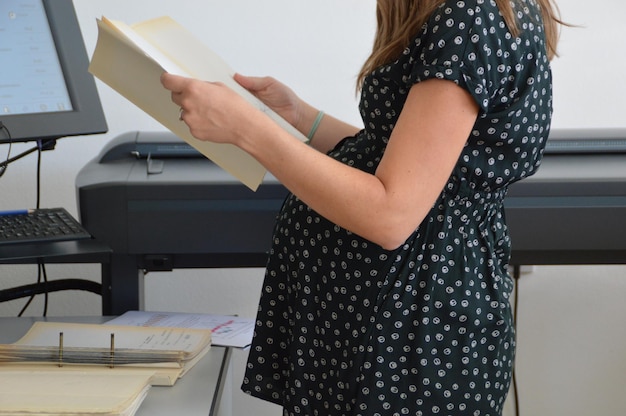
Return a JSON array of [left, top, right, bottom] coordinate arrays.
[[110, 333, 115, 368], [58, 332, 63, 367]]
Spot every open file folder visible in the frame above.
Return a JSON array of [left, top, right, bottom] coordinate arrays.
[[0, 322, 212, 415], [89, 16, 307, 191], [0, 321, 212, 386]]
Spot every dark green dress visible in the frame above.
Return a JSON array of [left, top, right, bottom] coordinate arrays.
[[242, 1, 552, 415]]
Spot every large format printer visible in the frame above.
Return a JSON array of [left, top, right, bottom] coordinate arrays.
[[76, 130, 626, 314]]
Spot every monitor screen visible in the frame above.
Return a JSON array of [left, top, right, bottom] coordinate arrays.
[[0, 0, 107, 144]]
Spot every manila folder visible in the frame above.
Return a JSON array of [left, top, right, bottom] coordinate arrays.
[[89, 16, 306, 191]]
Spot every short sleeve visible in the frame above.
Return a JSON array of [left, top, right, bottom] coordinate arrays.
[[405, 2, 502, 112]]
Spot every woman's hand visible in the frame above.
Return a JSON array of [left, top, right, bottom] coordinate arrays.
[[236, 73, 360, 152], [233, 74, 303, 129], [161, 72, 258, 145]]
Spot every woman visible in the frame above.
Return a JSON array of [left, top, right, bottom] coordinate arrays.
[[162, 0, 563, 414]]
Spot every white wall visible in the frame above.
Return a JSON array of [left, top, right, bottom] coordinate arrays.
[[1, 1, 625, 415]]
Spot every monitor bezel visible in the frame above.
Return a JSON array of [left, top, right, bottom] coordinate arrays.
[[0, 0, 107, 144]]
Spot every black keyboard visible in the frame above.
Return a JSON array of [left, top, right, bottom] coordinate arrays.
[[0, 208, 92, 245]]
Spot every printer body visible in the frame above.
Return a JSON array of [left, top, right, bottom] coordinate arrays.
[[76, 130, 626, 314], [77, 131, 287, 264]]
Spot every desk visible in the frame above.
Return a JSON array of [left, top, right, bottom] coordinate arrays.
[[0, 239, 110, 264], [76, 132, 626, 314], [0, 240, 111, 311], [0, 316, 232, 416]]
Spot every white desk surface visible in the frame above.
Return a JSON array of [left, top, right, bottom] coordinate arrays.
[[0, 316, 231, 416]]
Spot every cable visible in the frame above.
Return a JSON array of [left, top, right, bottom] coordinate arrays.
[[14, 140, 52, 317], [36, 141, 42, 209], [36, 143, 50, 315], [512, 265, 521, 416], [0, 127, 58, 316], [0, 279, 102, 302], [42, 262, 49, 316], [0, 138, 56, 170], [0, 133, 70, 316], [0, 122, 13, 178], [17, 263, 43, 317]]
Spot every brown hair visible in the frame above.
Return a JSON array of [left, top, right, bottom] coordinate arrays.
[[357, 0, 564, 89]]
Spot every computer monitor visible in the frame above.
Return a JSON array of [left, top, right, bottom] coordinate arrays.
[[0, 0, 107, 145]]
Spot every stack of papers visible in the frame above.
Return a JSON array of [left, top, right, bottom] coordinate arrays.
[[0, 371, 151, 416], [0, 321, 213, 415], [106, 310, 255, 349]]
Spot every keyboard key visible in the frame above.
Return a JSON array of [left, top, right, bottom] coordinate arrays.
[[0, 208, 91, 245]]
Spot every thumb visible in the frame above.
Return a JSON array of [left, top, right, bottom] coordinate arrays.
[[234, 73, 270, 93], [160, 72, 189, 92]]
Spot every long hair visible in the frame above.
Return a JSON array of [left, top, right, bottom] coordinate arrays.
[[357, 0, 564, 89]]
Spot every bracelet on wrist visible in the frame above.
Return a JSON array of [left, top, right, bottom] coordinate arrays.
[[307, 111, 325, 143]]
